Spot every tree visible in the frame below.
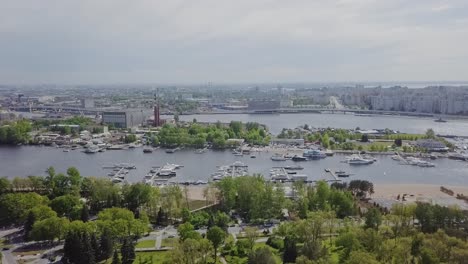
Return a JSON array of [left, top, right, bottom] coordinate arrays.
[[111, 250, 121, 264], [248, 247, 276, 264], [425, 129, 436, 139], [81, 205, 89, 222], [0, 192, 49, 226], [364, 208, 382, 230], [98, 230, 114, 261], [244, 227, 258, 251], [122, 183, 153, 214], [283, 236, 297, 263], [207, 226, 226, 263], [345, 251, 379, 264], [361, 134, 369, 142], [178, 222, 201, 241], [0, 177, 11, 194], [394, 138, 403, 147], [120, 238, 136, 264], [24, 211, 36, 240], [31, 216, 69, 243], [50, 194, 82, 219]]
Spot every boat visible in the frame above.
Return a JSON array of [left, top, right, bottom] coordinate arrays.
[[195, 148, 207, 154], [211, 161, 249, 180], [270, 167, 290, 181], [284, 165, 304, 170], [114, 163, 136, 169], [143, 148, 153, 153], [405, 157, 435, 167], [292, 155, 307, 162], [291, 174, 308, 182], [271, 154, 287, 161], [434, 117, 447, 123], [250, 155, 257, 158], [63, 149, 70, 152], [324, 150, 334, 156], [112, 178, 124, 183], [84, 146, 99, 154], [165, 148, 177, 153], [335, 170, 351, 177], [303, 149, 326, 159], [108, 145, 125, 150], [346, 155, 374, 165]]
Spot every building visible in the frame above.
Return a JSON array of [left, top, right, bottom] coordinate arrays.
[[414, 139, 449, 152], [80, 98, 95, 108], [271, 138, 305, 146], [102, 110, 146, 129], [0, 111, 16, 121], [248, 99, 281, 111]]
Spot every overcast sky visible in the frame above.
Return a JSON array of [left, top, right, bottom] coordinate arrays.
[[1, 0, 468, 84]]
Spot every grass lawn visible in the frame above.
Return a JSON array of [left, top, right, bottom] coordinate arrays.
[[161, 237, 177, 248], [134, 251, 170, 263], [135, 240, 156, 248], [187, 199, 208, 210]]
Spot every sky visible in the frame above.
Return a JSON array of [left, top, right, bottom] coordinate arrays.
[[1, 0, 468, 84]]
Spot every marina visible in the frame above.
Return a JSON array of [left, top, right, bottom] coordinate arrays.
[[0, 145, 467, 187]]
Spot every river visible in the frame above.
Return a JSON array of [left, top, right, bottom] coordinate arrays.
[[1, 113, 468, 186], [1, 146, 467, 187], [174, 113, 468, 136]]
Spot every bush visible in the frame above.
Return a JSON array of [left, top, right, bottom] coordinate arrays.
[[266, 236, 284, 250]]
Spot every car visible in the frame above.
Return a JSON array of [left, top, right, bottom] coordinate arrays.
[[2, 247, 9, 251], [168, 235, 175, 238]]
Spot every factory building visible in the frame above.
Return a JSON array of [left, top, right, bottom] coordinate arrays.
[[102, 110, 146, 129]]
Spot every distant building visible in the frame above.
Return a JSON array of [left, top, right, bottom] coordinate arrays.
[[414, 139, 449, 152], [0, 111, 16, 121], [102, 110, 146, 128], [248, 99, 280, 111], [80, 98, 95, 108], [271, 138, 305, 146]]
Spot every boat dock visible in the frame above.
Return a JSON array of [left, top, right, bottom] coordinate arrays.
[[325, 169, 339, 181]]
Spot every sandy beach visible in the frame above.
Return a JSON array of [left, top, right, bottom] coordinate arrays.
[[372, 183, 468, 209], [184, 183, 468, 210]]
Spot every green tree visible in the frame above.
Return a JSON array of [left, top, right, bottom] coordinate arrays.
[[248, 247, 276, 264], [364, 208, 382, 230], [283, 236, 297, 263], [425, 129, 436, 139], [207, 226, 226, 263], [24, 211, 36, 240], [50, 194, 82, 219], [0, 192, 49, 225], [122, 183, 152, 214], [345, 251, 379, 264], [0, 177, 11, 194], [111, 250, 121, 264], [98, 229, 114, 261], [31, 216, 70, 243], [81, 205, 89, 222], [120, 237, 136, 264], [178, 222, 201, 241]]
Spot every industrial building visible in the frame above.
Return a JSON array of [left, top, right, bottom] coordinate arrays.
[[102, 110, 146, 128], [248, 99, 281, 111]]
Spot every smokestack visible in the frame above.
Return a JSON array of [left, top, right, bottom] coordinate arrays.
[[154, 104, 160, 127]]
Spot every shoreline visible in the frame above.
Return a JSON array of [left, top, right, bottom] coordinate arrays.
[[183, 183, 468, 210]]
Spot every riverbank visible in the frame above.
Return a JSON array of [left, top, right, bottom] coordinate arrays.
[[183, 183, 468, 210], [372, 183, 468, 210]]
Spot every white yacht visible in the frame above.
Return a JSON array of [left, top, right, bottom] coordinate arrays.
[[271, 154, 287, 161], [346, 155, 374, 165]]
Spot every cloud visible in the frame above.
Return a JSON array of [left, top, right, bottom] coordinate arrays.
[[0, 0, 467, 84]]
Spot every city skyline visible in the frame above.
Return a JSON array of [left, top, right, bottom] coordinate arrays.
[[1, 0, 468, 84]]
